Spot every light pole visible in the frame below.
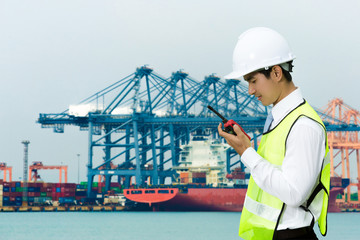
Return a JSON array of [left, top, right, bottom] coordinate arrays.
[[77, 154, 80, 184], [22, 140, 30, 206]]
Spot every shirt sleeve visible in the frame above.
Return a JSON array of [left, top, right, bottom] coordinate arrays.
[[241, 117, 326, 207]]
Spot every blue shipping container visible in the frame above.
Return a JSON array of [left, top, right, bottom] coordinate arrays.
[[3, 196, 10, 201], [3, 201, 16, 206], [59, 197, 75, 204], [342, 178, 350, 188], [15, 182, 21, 187], [56, 187, 61, 193], [75, 190, 87, 196], [76, 185, 86, 189], [3, 187, 9, 192]]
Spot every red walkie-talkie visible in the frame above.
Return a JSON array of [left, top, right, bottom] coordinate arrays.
[[207, 105, 251, 140]]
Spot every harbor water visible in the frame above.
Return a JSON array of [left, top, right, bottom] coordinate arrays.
[[0, 212, 359, 240]]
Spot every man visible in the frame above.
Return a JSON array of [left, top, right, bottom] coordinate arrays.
[[218, 27, 330, 240]]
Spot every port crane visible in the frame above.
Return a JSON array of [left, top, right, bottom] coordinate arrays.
[[37, 66, 360, 198], [320, 99, 360, 209], [0, 162, 12, 182], [29, 161, 68, 183]]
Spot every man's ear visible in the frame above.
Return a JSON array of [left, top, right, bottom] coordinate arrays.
[[272, 65, 282, 81]]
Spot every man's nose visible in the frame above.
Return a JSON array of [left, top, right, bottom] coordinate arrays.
[[248, 85, 255, 95]]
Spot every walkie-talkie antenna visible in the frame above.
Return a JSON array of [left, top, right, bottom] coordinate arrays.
[[207, 105, 251, 140], [207, 105, 228, 123]]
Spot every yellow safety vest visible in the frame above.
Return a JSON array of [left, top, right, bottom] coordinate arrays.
[[239, 101, 330, 240]]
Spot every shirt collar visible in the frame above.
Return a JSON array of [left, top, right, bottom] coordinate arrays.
[[270, 88, 304, 127]]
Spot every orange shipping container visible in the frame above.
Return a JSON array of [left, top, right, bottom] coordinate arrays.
[[43, 183, 53, 188], [180, 172, 189, 178]]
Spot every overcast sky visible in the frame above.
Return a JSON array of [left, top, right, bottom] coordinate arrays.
[[1, 0, 359, 183]]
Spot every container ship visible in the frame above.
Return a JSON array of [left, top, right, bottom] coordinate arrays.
[[124, 134, 248, 211], [124, 134, 351, 212]]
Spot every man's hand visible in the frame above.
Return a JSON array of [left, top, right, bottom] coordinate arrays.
[[218, 123, 251, 155]]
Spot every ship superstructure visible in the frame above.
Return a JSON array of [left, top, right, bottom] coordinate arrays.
[[173, 134, 230, 187]]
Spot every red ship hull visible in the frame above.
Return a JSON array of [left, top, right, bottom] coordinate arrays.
[[124, 187, 247, 211]]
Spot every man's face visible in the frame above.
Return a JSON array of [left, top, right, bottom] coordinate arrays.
[[244, 69, 280, 106]]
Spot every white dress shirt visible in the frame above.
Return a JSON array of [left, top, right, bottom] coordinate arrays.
[[241, 88, 326, 230]]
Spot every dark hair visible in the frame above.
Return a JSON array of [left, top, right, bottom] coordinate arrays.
[[257, 61, 293, 82]]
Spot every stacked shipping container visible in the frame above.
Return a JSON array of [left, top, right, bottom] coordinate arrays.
[[226, 167, 247, 185], [179, 172, 206, 185], [180, 172, 191, 184], [28, 182, 52, 205], [52, 183, 76, 205], [0, 181, 124, 207], [78, 182, 123, 194], [0, 182, 75, 206], [2, 181, 24, 206], [192, 172, 206, 184]]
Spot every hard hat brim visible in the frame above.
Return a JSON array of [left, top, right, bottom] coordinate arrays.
[[224, 58, 296, 80]]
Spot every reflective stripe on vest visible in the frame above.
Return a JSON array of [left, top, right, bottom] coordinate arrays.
[[239, 101, 330, 240], [244, 194, 282, 223]]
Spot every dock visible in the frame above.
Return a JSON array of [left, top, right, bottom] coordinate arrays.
[[0, 205, 125, 212]]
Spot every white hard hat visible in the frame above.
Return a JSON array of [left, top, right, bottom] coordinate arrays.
[[224, 27, 296, 79]]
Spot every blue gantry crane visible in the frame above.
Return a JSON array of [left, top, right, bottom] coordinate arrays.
[[37, 65, 360, 197]]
